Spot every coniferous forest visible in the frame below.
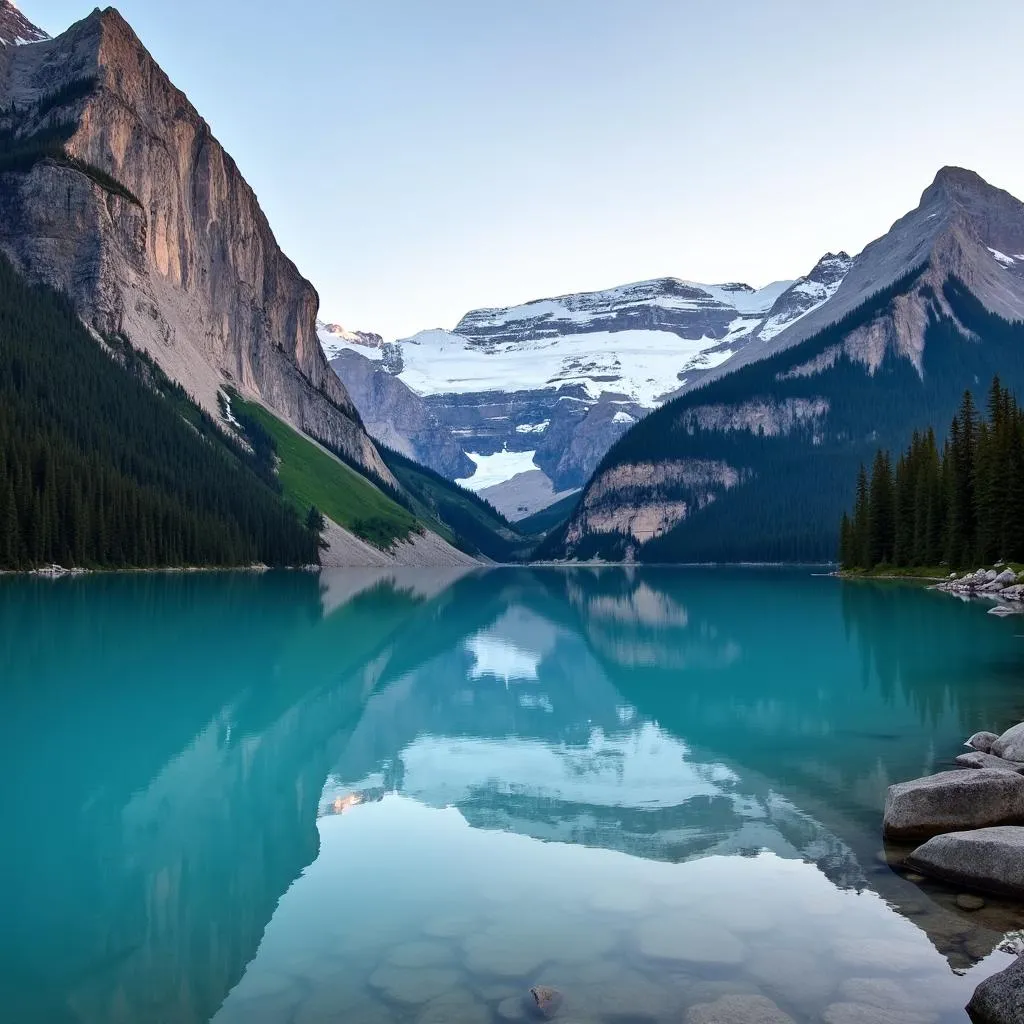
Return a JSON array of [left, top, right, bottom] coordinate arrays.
[[0, 255, 319, 569], [839, 377, 1024, 570]]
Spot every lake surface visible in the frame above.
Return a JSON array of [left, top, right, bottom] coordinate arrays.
[[3, 567, 1024, 1024]]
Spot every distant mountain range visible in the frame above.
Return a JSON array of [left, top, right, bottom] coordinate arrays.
[[322, 254, 852, 518], [544, 167, 1024, 562]]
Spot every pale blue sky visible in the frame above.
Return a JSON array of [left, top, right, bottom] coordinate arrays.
[[30, 0, 1024, 338]]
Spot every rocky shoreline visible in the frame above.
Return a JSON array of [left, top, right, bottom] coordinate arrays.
[[934, 567, 1024, 616], [883, 724, 1024, 1022]]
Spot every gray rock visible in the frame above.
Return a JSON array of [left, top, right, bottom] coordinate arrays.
[[966, 954, 1024, 1023], [995, 569, 1018, 584], [988, 605, 1017, 617], [992, 723, 1024, 761], [905, 826, 1024, 899], [957, 894, 986, 911], [529, 986, 563, 1018], [883, 770, 1024, 840], [967, 732, 1001, 753], [954, 752, 1024, 773], [685, 994, 796, 1024]]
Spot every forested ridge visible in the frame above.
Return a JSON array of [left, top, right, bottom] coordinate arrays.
[[0, 255, 319, 569], [840, 376, 1024, 570]]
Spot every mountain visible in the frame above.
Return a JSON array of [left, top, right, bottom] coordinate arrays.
[[0, 3, 389, 483], [0, 0, 46, 45], [545, 167, 1024, 563], [323, 257, 852, 518], [0, 252, 320, 568]]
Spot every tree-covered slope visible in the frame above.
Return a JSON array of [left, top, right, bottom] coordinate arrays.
[[0, 256, 317, 569], [544, 274, 1024, 563], [378, 445, 532, 561]]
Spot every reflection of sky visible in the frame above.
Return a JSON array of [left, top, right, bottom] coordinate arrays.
[[466, 632, 539, 683], [397, 723, 735, 810], [465, 605, 558, 684]]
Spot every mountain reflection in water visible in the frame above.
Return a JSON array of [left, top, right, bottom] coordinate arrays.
[[2, 567, 1024, 1024]]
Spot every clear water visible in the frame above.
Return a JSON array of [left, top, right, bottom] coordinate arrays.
[[3, 567, 1024, 1024]]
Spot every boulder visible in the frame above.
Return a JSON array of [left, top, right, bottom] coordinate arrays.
[[1000, 584, 1024, 601], [883, 770, 1024, 840], [992, 723, 1024, 761], [995, 569, 1018, 585], [966, 954, 1024, 1023], [988, 605, 1017, 617], [954, 752, 1024, 773], [905, 827, 1024, 899], [966, 732, 1000, 753]]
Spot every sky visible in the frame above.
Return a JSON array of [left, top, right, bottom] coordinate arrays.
[[29, 0, 1024, 339]]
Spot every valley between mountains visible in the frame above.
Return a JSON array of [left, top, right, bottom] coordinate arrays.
[[3, 1, 1024, 570]]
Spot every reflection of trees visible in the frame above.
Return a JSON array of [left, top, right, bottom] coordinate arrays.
[[0, 572, 441, 1024]]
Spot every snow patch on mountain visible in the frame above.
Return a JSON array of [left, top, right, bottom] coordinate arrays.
[[456, 449, 538, 491]]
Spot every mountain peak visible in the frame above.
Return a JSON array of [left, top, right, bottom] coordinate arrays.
[[0, 0, 49, 45]]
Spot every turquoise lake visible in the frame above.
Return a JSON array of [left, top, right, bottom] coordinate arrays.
[[3, 566, 1024, 1023]]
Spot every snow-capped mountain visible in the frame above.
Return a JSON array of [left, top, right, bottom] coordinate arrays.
[[0, 1, 48, 46], [323, 256, 853, 518]]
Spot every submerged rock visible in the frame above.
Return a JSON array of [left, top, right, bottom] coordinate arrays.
[[957, 894, 987, 911], [685, 994, 796, 1024], [954, 752, 1024, 773], [883, 770, 1024, 840], [824, 1003, 936, 1024], [966, 954, 1024, 1023], [529, 985, 563, 1018], [966, 732, 1000, 753], [905, 827, 1024, 899], [992, 723, 1024, 761]]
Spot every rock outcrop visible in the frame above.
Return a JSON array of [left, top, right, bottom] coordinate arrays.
[[882, 769, 1024, 840], [906, 827, 1024, 900], [0, 5, 391, 481], [966, 954, 1024, 1024]]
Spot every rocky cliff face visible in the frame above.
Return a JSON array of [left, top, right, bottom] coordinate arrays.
[[0, 4, 391, 480], [553, 167, 1024, 561], [0, 0, 47, 46]]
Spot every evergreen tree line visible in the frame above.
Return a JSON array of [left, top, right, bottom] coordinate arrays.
[[0, 255, 319, 569], [840, 377, 1024, 569]]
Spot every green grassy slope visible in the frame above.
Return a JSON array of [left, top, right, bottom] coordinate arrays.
[[230, 395, 418, 550], [379, 446, 533, 562]]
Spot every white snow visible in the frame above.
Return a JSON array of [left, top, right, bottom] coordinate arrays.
[[456, 448, 538, 491], [387, 327, 745, 407], [757, 269, 848, 342], [316, 321, 384, 362], [612, 410, 636, 425], [989, 247, 1017, 267], [515, 421, 550, 434]]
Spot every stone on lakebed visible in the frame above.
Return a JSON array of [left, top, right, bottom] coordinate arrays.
[[905, 826, 1024, 900], [882, 769, 1024, 840], [685, 994, 796, 1024]]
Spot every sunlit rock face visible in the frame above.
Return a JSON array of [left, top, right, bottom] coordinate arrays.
[[0, 6, 390, 479]]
